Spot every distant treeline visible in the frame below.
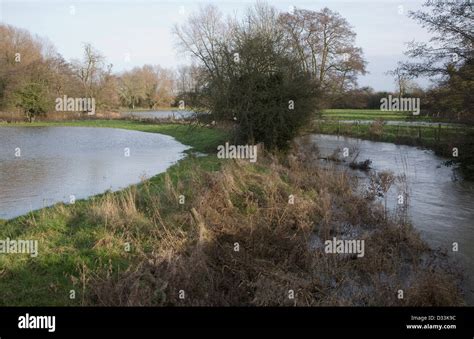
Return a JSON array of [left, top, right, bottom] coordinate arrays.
[[0, 24, 195, 120], [1, 0, 471, 130]]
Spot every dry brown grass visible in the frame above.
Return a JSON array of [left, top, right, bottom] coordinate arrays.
[[369, 118, 385, 138], [80, 149, 464, 306]]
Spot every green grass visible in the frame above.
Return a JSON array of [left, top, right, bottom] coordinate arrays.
[[311, 114, 474, 179], [320, 109, 439, 122], [0, 120, 229, 305], [310, 119, 472, 156], [0, 156, 225, 305], [310, 109, 473, 157]]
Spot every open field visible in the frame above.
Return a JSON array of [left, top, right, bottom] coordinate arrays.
[[310, 119, 472, 149], [320, 109, 444, 122], [311, 109, 474, 179]]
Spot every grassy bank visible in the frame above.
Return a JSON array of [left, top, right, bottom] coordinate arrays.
[[321, 109, 447, 122], [0, 120, 463, 306], [311, 111, 474, 179], [310, 119, 470, 150]]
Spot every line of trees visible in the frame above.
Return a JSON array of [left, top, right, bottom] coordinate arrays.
[[0, 25, 179, 120], [3, 0, 469, 131]]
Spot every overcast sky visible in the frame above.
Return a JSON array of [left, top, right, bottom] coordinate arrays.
[[0, 0, 434, 91]]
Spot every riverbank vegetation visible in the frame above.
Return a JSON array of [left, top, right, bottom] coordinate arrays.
[[0, 121, 463, 306], [311, 110, 474, 179]]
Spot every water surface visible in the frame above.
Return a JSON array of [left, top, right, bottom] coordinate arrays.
[[319, 119, 468, 127], [120, 110, 194, 119], [0, 127, 189, 219], [308, 134, 474, 304]]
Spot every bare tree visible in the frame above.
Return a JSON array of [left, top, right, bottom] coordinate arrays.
[[279, 7, 367, 90], [402, 1, 473, 78], [71, 43, 105, 99], [172, 5, 230, 80], [386, 64, 415, 96], [400, 1, 473, 120]]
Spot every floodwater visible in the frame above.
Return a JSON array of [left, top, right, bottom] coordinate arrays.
[[321, 119, 467, 128], [120, 110, 195, 120], [0, 127, 189, 219], [308, 134, 474, 304]]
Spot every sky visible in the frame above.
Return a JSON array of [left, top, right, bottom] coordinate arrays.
[[0, 0, 434, 91]]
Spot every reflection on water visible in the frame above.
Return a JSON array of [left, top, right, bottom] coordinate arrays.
[[309, 134, 474, 305], [0, 127, 189, 219]]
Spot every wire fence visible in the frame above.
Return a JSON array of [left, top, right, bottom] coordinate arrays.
[[311, 120, 473, 148]]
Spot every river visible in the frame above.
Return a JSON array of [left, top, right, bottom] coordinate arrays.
[[307, 134, 474, 305]]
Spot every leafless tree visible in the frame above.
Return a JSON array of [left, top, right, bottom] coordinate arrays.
[[71, 43, 105, 99], [279, 7, 367, 91], [402, 0, 473, 78]]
